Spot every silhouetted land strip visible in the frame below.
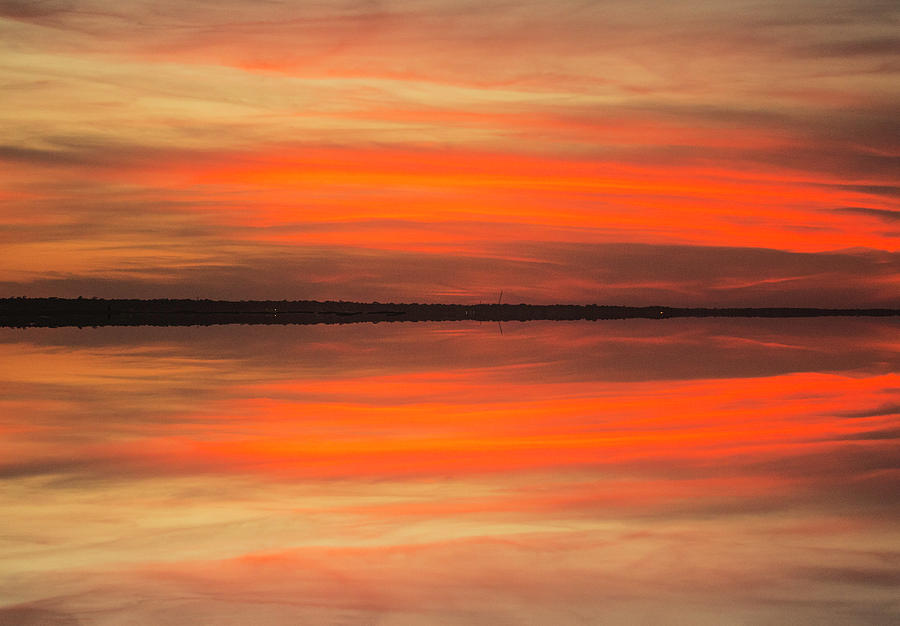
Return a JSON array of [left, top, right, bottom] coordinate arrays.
[[2, 298, 900, 328]]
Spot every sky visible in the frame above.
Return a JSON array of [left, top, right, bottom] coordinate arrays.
[[1, 0, 898, 305]]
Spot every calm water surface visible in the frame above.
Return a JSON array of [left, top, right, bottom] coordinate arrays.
[[1, 319, 898, 625]]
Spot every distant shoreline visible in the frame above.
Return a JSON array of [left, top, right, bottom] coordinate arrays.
[[2, 298, 899, 328]]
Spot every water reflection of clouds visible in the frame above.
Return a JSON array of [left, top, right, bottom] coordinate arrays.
[[3, 317, 899, 380], [1, 321, 898, 624]]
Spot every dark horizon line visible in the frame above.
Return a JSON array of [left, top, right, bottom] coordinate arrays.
[[2, 297, 900, 328]]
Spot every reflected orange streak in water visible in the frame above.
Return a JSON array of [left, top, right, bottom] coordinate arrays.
[[69, 372, 896, 482]]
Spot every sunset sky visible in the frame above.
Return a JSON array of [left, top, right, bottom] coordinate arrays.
[[1, 0, 898, 305]]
